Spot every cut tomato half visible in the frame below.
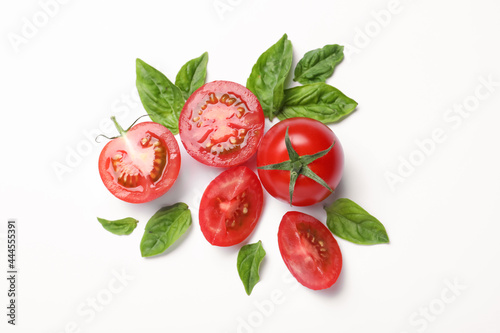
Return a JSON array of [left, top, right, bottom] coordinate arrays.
[[179, 81, 265, 167], [278, 211, 342, 290], [199, 166, 264, 246], [98, 120, 181, 203]]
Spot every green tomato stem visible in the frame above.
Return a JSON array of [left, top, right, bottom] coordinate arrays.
[[110, 116, 127, 137]]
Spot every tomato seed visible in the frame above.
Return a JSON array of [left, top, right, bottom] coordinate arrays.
[[208, 93, 218, 104]]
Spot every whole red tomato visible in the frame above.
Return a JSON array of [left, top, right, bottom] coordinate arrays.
[[257, 117, 343, 206], [98, 117, 181, 203]]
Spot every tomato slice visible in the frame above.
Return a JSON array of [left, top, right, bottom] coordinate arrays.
[[199, 166, 264, 246], [179, 81, 265, 167], [278, 211, 342, 290], [98, 121, 181, 203]]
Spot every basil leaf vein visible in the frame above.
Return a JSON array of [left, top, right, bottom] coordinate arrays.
[[325, 198, 389, 245], [237, 240, 266, 295], [175, 52, 209, 100], [140, 203, 192, 257], [97, 217, 138, 236], [136, 58, 184, 134], [246, 34, 293, 120], [277, 83, 357, 123], [293, 44, 344, 84]]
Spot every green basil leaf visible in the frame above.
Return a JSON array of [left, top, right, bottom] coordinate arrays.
[[246, 34, 293, 120], [136, 58, 184, 134], [175, 52, 209, 100], [325, 198, 389, 245], [237, 240, 266, 295], [97, 217, 138, 236], [277, 82, 357, 123], [140, 203, 192, 257], [293, 44, 344, 84]]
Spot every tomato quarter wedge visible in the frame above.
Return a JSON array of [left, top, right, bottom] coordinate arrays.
[[179, 81, 265, 167], [98, 119, 181, 203], [278, 211, 342, 290], [199, 166, 264, 247]]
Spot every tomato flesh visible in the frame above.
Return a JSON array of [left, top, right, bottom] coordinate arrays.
[[278, 211, 342, 290], [257, 117, 344, 206], [199, 166, 263, 246], [179, 81, 265, 167], [98, 122, 180, 203]]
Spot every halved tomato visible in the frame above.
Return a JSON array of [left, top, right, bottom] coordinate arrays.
[[199, 166, 263, 246], [179, 81, 265, 167], [98, 118, 181, 203], [278, 211, 342, 290]]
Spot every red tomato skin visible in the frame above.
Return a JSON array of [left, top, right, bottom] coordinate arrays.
[[257, 117, 344, 206], [179, 81, 265, 168], [98, 122, 181, 203], [278, 211, 342, 290], [199, 166, 263, 247]]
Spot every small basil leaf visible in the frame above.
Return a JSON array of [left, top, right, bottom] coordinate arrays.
[[136, 58, 185, 134], [97, 217, 138, 236], [277, 83, 357, 124], [325, 198, 389, 245], [140, 203, 192, 257], [246, 34, 293, 120], [175, 52, 209, 100], [293, 44, 344, 84], [237, 240, 266, 295]]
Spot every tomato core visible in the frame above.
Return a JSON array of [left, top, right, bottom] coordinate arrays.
[[107, 132, 168, 190]]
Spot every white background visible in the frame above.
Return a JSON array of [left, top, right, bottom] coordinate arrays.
[[1, 0, 500, 332]]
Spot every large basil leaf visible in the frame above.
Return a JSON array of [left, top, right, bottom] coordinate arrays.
[[175, 52, 208, 100], [237, 240, 266, 295], [277, 83, 357, 123], [136, 58, 184, 134], [246, 34, 293, 120], [293, 44, 344, 84], [325, 198, 389, 245], [97, 217, 138, 236], [140, 203, 192, 257]]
